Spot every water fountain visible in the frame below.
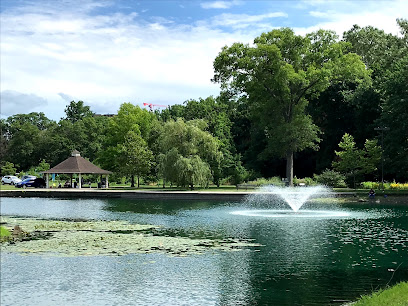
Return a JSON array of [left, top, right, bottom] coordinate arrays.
[[231, 185, 350, 218]]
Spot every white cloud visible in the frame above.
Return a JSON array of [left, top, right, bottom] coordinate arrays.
[[200, 1, 243, 10], [309, 11, 331, 18], [206, 12, 287, 29], [1, 4, 247, 119], [0, 0, 406, 120], [297, 0, 408, 36], [296, 5, 407, 37]]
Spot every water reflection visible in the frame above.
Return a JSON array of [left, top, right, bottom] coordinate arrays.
[[1, 197, 407, 305]]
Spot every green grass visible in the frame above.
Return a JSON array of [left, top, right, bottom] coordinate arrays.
[[351, 282, 408, 306]]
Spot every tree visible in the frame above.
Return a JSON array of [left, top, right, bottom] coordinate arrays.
[[182, 96, 236, 186], [332, 133, 381, 188], [1, 162, 16, 176], [175, 155, 212, 190], [212, 28, 370, 186], [379, 55, 408, 181], [118, 131, 153, 188], [64, 101, 93, 123], [97, 103, 155, 183], [158, 119, 221, 189]]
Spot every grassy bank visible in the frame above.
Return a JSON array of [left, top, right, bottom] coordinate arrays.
[[350, 281, 408, 305]]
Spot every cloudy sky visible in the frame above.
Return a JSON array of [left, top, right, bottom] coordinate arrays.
[[1, 0, 407, 120]]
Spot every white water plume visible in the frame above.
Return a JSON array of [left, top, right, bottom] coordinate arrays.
[[246, 185, 331, 212]]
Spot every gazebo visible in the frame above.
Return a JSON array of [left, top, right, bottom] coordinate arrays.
[[43, 150, 112, 189]]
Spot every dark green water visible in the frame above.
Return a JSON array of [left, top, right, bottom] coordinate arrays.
[[1, 197, 407, 305]]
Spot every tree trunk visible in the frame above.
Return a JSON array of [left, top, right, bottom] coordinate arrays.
[[286, 151, 294, 187], [131, 175, 135, 188], [137, 176, 140, 188]]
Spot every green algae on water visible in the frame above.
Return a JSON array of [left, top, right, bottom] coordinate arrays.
[[0, 216, 261, 257]]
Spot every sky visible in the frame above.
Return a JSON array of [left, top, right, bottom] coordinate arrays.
[[1, 0, 407, 120]]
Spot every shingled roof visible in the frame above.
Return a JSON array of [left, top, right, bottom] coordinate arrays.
[[43, 151, 112, 174]]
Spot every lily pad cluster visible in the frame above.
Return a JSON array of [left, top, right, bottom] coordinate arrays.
[[0, 217, 261, 257]]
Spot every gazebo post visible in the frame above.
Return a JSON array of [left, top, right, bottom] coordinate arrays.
[[78, 173, 82, 189], [70, 174, 73, 188], [46, 173, 49, 189], [106, 175, 109, 189]]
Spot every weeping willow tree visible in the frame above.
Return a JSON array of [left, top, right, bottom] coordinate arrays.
[[158, 119, 221, 189]]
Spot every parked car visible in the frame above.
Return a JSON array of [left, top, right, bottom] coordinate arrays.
[[21, 175, 36, 181], [1, 175, 22, 185], [15, 178, 46, 188]]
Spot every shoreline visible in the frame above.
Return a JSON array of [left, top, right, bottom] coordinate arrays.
[[0, 188, 358, 201]]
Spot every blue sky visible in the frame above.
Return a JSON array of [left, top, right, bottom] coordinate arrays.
[[1, 0, 407, 120]]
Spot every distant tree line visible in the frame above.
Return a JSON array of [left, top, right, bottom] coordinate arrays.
[[1, 20, 407, 187]]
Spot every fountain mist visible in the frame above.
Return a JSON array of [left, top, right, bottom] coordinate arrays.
[[245, 185, 331, 212]]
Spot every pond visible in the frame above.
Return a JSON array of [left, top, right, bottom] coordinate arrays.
[[1, 196, 407, 305]]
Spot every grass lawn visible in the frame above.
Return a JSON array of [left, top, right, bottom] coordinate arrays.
[[351, 281, 408, 306]]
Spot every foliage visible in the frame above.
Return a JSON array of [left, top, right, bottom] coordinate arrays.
[[117, 131, 153, 187], [332, 133, 381, 187], [1, 162, 17, 176], [158, 119, 221, 189], [314, 169, 347, 188], [64, 100, 93, 123], [247, 177, 284, 187], [228, 157, 248, 186], [379, 55, 408, 181], [97, 103, 155, 178], [212, 28, 370, 186], [175, 155, 212, 189], [361, 181, 408, 190], [34, 160, 50, 173], [293, 176, 317, 186]]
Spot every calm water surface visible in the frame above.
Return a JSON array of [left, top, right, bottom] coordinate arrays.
[[1, 197, 407, 305]]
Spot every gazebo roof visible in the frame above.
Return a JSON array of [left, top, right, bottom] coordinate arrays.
[[43, 151, 112, 174]]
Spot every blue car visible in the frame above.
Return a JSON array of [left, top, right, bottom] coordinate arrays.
[[15, 178, 46, 188]]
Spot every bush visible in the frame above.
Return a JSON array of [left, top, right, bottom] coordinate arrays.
[[314, 169, 347, 188], [247, 177, 284, 187], [293, 176, 316, 186], [361, 181, 408, 190]]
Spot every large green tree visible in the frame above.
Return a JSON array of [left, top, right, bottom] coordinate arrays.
[[379, 55, 408, 180], [97, 103, 155, 184], [158, 119, 221, 189], [117, 131, 153, 188], [212, 28, 370, 185]]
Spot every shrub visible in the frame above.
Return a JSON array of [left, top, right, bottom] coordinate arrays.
[[247, 177, 284, 187], [314, 169, 347, 188], [361, 181, 380, 189], [360, 181, 408, 190], [294, 176, 316, 186]]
